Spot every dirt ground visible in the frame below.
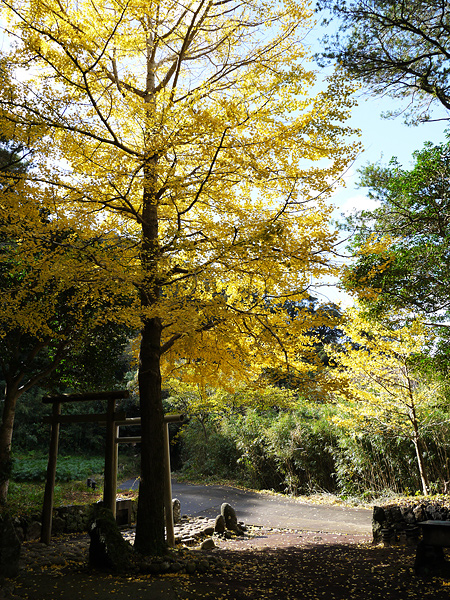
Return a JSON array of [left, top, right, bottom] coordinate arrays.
[[5, 529, 450, 600]]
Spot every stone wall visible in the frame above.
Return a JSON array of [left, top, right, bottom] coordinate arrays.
[[373, 499, 450, 543], [12, 498, 138, 542]]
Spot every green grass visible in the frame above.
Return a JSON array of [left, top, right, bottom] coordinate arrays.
[[12, 453, 105, 482], [2, 478, 139, 519], [1, 480, 103, 518], [11, 450, 139, 482], [1, 451, 140, 519]]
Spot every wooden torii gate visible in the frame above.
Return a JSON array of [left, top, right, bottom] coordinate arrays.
[[40, 390, 184, 546]]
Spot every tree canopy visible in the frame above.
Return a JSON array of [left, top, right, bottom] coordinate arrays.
[[342, 134, 450, 321], [318, 0, 450, 123], [330, 307, 443, 495], [0, 0, 359, 553], [0, 148, 137, 501]]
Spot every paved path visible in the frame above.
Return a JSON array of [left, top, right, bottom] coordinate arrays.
[[119, 478, 372, 535]]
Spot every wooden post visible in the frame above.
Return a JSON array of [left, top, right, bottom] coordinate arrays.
[[163, 421, 175, 547], [115, 413, 184, 546], [40, 390, 129, 543], [103, 398, 116, 516], [41, 402, 61, 544], [113, 422, 119, 509]]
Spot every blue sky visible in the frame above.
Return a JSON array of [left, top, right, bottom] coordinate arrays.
[[316, 92, 449, 306], [305, 16, 450, 307], [332, 94, 449, 218], [306, 12, 449, 216]]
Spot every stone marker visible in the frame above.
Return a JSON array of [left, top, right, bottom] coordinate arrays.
[[88, 507, 133, 572], [214, 514, 225, 534], [173, 498, 181, 524], [221, 502, 238, 531]]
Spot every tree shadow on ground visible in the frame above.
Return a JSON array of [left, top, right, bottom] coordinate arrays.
[[178, 542, 450, 600], [9, 539, 450, 600]]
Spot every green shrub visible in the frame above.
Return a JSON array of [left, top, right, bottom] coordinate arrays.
[[179, 419, 240, 479], [265, 408, 337, 494], [12, 454, 104, 482], [174, 385, 450, 499], [230, 409, 283, 490]]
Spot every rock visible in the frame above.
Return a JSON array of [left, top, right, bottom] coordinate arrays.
[[88, 507, 133, 572], [221, 503, 238, 531], [372, 500, 450, 543], [202, 526, 215, 536], [372, 506, 385, 523], [413, 505, 426, 522], [141, 561, 161, 574], [0, 514, 21, 578], [214, 515, 225, 534], [372, 520, 383, 542], [400, 507, 416, 525], [200, 538, 216, 550], [170, 561, 183, 572], [425, 504, 444, 520], [197, 559, 210, 573], [440, 507, 450, 520], [181, 536, 196, 546], [387, 506, 402, 524], [186, 561, 196, 574], [26, 521, 42, 541], [173, 499, 181, 524], [51, 516, 66, 534], [159, 561, 171, 573], [62, 505, 90, 533]]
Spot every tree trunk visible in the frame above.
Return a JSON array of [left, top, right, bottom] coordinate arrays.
[[413, 434, 430, 496], [133, 142, 166, 554], [406, 373, 430, 496], [134, 316, 166, 554], [410, 409, 429, 495], [0, 383, 20, 504]]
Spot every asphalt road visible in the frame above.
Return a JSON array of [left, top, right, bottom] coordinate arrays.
[[119, 478, 372, 535]]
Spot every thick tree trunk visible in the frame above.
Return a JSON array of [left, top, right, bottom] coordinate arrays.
[[0, 383, 19, 504], [133, 143, 166, 554], [134, 316, 166, 554]]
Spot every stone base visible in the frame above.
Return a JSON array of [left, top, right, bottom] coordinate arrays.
[[414, 541, 449, 577]]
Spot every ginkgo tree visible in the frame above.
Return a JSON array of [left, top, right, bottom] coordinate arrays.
[[0, 151, 138, 502], [165, 377, 296, 441], [0, 0, 359, 553], [330, 307, 444, 496]]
